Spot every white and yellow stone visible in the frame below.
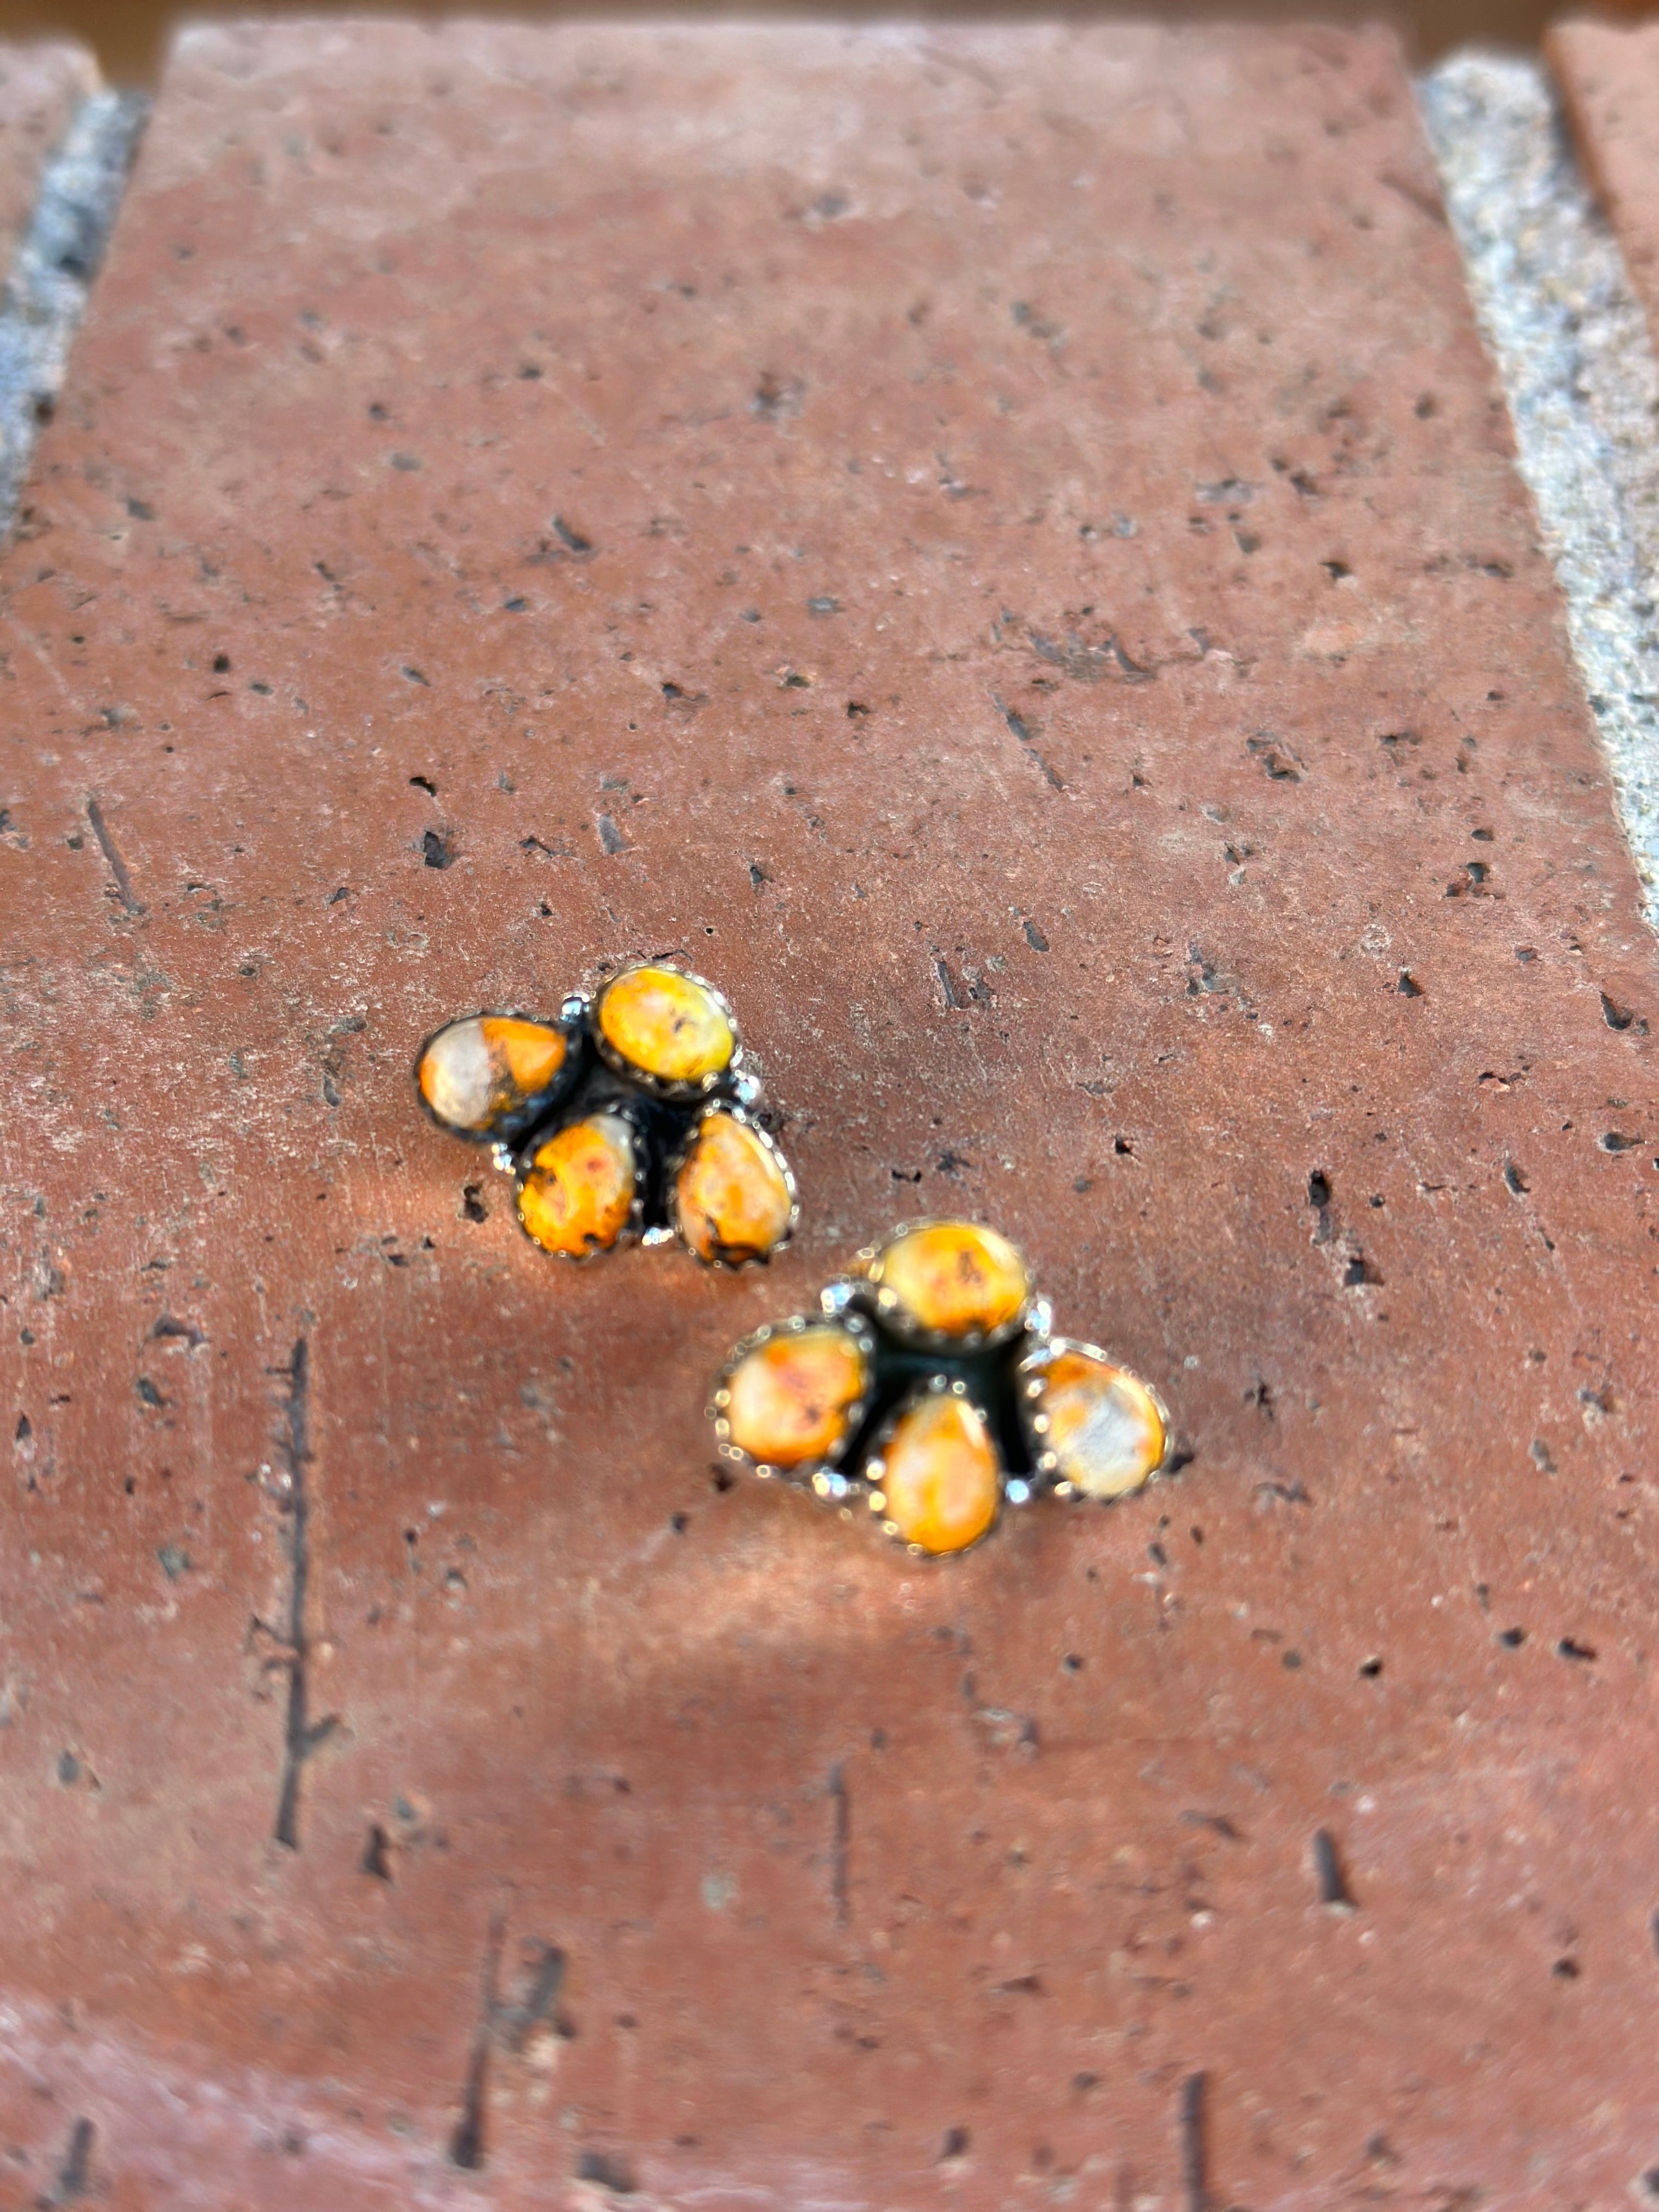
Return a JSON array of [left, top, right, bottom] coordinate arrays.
[[418, 1015, 568, 1133], [1033, 1349, 1165, 1498]]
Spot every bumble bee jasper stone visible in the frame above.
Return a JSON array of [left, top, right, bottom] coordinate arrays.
[[723, 1324, 867, 1468], [877, 1392, 1001, 1554], [873, 1221, 1029, 1340], [1036, 1351, 1165, 1498], [597, 964, 735, 1085], [675, 1111, 792, 1264], [516, 1112, 635, 1256], [418, 1015, 568, 1133]]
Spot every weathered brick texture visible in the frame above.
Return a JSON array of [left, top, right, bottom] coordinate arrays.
[[0, 22, 1655, 2209], [0, 41, 97, 254]]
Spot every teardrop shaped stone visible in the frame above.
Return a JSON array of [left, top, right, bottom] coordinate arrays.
[[418, 1015, 568, 1133], [722, 1323, 868, 1468], [877, 1392, 1001, 1554], [1035, 1350, 1165, 1498], [597, 963, 735, 1085], [516, 1112, 635, 1256], [871, 1221, 1030, 1340], [675, 1111, 793, 1263]]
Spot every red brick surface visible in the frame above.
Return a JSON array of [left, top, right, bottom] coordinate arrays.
[[1, 20, 1656, 2209], [0, 40, 97, 258], [1552, 17, 1659, 319]]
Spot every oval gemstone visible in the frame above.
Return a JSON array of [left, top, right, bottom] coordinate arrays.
[[675, 1111, 793, 1264], [516, 1112, 636, 1256], [597, 964, 735, 1086], [723, 1323, 868, 1469], [1036, 1351, 1166, 1498], [877, 1392, 1001, 1554], [872, 1221, 1030, 1340], [418, 1015, 568, 1133]]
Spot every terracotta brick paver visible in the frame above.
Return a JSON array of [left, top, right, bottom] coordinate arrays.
[[0, 41, 98, 255], [0, 22, 1656, 2209], [1553, 19, 1659, 327]]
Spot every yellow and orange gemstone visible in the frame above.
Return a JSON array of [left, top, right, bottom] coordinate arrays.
[[597, 963, 735, 1087], [875, 1391, 1001, 1554], [418, 1015, 568, 1133], [1035, 1350, 1166, 1499], [516, 1111, 636, 1256], [675, 1111, 793, 1265], [869, 1221, 1030, 1341], [722, 1323, 868, 1469]]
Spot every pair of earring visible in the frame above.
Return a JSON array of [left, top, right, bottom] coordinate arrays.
[[416, 958, 1173, 1557]]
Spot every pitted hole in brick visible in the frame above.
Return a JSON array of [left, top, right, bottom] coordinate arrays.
[[552, 515, 592, 555], [461, 1183, 487, 1224], [211, 651, 230, 673], [1558, 1637, 1598, 1663], [362, 1823, 393, 1881], [1635, 2165, 1659, 2205], [45, 2117, 95, 2203], [422, 828, 455, 869], [1358, 1655, 1384, 1678], [402, 665, 428, 686], [1342, 1252, 1381, 1288], [1114, 1136, 1133, 1156], [576, 2149, 637, 2193], [709, 1466, 736, 1494], [1499, 1626, 1527, 1647], [670, 1511, 690, 1534], [752, 370, 803, 420], [1552, 1955, 1582, 1979], [1601, 1130, 1640, 1152], [938, 2128, 970, 2162], [1397, 970, 1424, 997], [1601, 991, 1643, 1030], [1307, 1170, 1331, 1207], [1245, 732, 1304, 781], [1312, 1827, 1357, 1910], [1504, 1160, 1529, 1195], [409, 774, 436, 795]]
